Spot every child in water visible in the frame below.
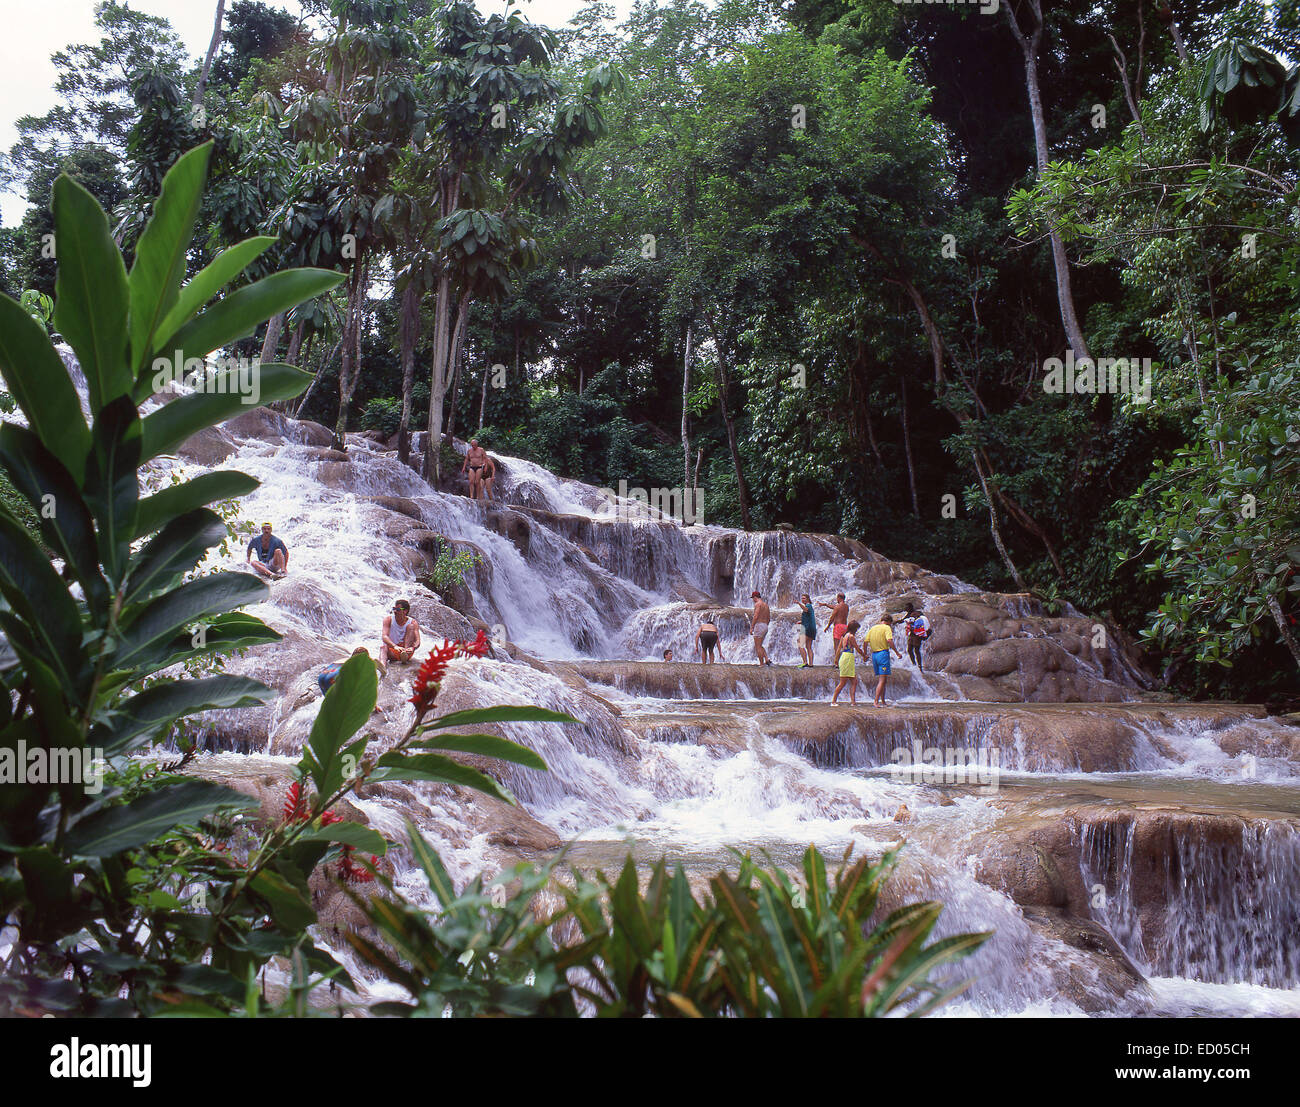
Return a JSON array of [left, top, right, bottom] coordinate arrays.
[[831, 620, 863, 705]]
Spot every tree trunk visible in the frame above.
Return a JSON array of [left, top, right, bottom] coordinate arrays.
[[424, 273, 453, 482], [397, 275, 420, 466], [710, 326, 752, 530], [974, 449, 1025, 590], [294, 337, 340, 419], [900, 375, 920, 517], [1005, 0, 1092, 362], [445, 322, 464, 448], [855, 231, 1067, 579], [478, 364, 489, 431], [1263, 586, 1300, 674], [444, 291, 470, 451], [333, 260, 366, 450], [681, 321, 693, 492], [285, 321, 305, 367], [259, 311, 284, 366], [193, 0, 227, 106]]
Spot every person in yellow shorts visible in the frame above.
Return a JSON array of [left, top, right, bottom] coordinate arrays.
[[831, 620, 864, 705], [865, 615, 904, 707]]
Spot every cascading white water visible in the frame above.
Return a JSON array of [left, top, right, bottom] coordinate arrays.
[[9, 357, 1299, 1016]]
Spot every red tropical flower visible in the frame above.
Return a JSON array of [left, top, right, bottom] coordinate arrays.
[[408, 631, 492, 715], [282, 780, 310, 823]]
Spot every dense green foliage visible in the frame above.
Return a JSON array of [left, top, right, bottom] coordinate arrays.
[[0, 150, 560, 1014], [351, 835, 989, 1017], [0, 0, 1296, 701]]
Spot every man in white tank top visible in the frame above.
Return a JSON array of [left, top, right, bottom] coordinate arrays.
[[382, 599, 422, 663]]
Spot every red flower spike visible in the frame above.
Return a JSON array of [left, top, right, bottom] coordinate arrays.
[[282, 780, 310, 823]]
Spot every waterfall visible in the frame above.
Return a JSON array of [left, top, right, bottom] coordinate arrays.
[[7, 364, 1300, 1016]]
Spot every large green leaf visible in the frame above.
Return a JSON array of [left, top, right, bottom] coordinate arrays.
[[139, 363, 311, 462], [0, 423, 107, 613], [249, 870, 316, 931], [85, 396, 142, 586], [140, 611, 281, 674], [404, 819, 457, 907], [421, 706, 578, 731], [129, 143, 212, 372], [122, 509, 227, 605], [107, 675, 273, 753], [63, 780, 254, 857], [52, 174, 131, 413], [115, 572, 268, 668], [297, 822, 388, 853], [133, 471, 259, 540], [0, 510, 85, 693], [0, 295, 90, 482], [166, 268, 344, 363], [370, 752, 515, 803], [148, 236, 277, 365], [300, 652, 376, 798], [411, 731, 547, 771]]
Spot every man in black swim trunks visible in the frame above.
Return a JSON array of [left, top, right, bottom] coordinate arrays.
[[461, 439, 488, 500], [247, 522, 288, 579], [696, 615, 724, 663]]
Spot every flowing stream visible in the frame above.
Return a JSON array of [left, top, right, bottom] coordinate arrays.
[[117, 405, 1300, 1017]]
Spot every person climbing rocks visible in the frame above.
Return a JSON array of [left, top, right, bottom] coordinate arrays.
[[903, 602, 931, 671], [696, 616, 723, 663], [797, 593, 817, 667], [821, 593, 849, 664], [247, 522, 288, 579], [866, 614, 903, 707], [831, 620, 864, 705], [382, 599, 422, 663], [750, 591, 771, 666], [460, 439, 489, 500]]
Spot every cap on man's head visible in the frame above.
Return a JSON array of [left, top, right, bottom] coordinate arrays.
[[262, 522, 272, 528]]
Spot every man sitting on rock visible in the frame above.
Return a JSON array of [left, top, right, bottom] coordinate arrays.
[[247, 522, 288, 579], [382, 599, 421, 663]]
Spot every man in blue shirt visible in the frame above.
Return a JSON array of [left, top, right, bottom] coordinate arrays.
[[247, 522, 288, 579]]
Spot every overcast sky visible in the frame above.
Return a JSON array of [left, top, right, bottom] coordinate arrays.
[[0, 0, 624, 226]]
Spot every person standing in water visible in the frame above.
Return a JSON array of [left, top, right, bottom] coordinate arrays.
[[460, 439, 489, 500], [831, 620, 864, 705], [696, 616, 724, 663], [750, 591, 771, 666], [382, 599, 422, 663], [797, 593, 817, 667], [903, 602, 931, 671], [820, 593, 849, 664], [482, 454, 497, 502], [247, 522, 288, 579], [865, 614, 903, 707]]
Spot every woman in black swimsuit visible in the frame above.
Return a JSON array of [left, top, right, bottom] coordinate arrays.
[[696, 616, 723, 663]]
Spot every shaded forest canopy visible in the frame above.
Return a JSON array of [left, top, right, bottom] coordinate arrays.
[[1, 0, 1297, 701]]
